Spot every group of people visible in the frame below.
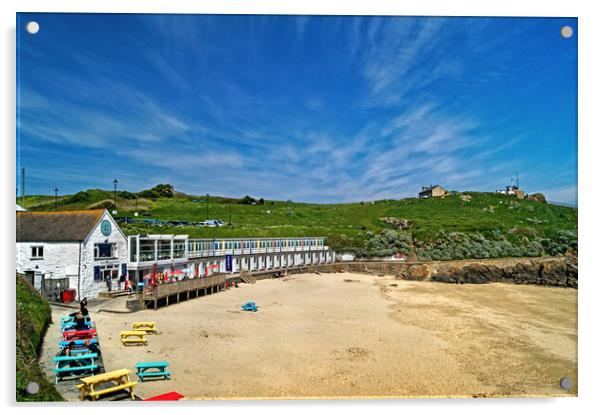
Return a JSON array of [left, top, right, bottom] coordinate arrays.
[[58, 297, 101, 358], [273, 271, 291, 278]]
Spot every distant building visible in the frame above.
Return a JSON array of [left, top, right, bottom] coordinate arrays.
[[419, 185, 448, 198], [496, 185, 525, 199]]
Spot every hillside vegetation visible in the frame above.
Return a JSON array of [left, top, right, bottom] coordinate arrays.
[[19, 185, 577, 260], [16, 275, 63, 401]]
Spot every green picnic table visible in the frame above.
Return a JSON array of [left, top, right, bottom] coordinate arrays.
[[136, 361, 171, 382]]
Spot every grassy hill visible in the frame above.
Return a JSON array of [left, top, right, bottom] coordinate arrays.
[[16, 275, 63, 401], [18, 185, 577, 260]]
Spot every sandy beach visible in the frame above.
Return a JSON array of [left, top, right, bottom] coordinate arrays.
[[43, 272, 577, 399]]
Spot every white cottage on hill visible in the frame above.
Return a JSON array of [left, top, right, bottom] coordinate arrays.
[[16, 209, 127, 300]]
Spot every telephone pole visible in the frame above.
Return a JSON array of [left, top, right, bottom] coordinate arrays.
[[54, 187, 58, 211]]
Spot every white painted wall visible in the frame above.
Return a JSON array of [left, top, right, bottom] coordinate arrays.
[[81, 211, 128, 299], [16, 241, 81, 294]]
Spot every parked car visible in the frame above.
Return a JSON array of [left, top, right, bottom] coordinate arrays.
[[200, 219, 225, 227]]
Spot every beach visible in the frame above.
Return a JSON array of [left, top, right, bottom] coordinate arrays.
[[43, 272, 577, 399]]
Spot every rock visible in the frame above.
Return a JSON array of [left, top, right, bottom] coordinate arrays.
[[379, 217, 412, 230], [526, 193, 547, 203], [407, 264, 429, 281], [510, 262, 540, 285]]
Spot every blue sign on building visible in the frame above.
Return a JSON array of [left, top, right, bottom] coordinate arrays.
[[226, 254, 233, 272]]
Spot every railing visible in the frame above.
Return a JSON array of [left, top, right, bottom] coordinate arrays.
[[143, 275, 225, 299]]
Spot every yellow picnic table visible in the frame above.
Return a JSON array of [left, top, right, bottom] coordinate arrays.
[[132, 322, 157, 333], [120, 330, 148, 346], [77, 368, 137, 401]]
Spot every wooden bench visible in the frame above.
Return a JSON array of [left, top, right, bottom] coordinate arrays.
[[120, 330, 148, 346], [77, 369, 137, 401], [63, 329, 96, 341], [132, 322, 157, 333], [53, 353, 98, 383], [136, 361, 171, 382]]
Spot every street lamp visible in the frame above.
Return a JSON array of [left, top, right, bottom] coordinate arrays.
[[113, 179, 118, 213], [54, 187, 58, 211]]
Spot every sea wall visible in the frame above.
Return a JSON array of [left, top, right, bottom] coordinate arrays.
[[302, 256, 578, 288]]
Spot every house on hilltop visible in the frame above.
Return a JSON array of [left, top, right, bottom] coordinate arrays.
[[419, 185, 448, 198], [496, 184, 525, 199]]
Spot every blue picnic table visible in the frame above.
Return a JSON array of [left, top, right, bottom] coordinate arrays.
[[61, 321, 94, 331], [59, 338, 98, 348], [53, 353, 98, 383]]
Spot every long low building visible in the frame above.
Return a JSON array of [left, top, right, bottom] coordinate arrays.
[[127, 234, 336, 282], [16, 209, 335, 300]]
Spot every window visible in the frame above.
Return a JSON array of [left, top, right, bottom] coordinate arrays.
[[94, 243, 116, 259], [31, 246, 43, 259]]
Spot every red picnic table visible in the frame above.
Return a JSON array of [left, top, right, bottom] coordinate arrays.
[[143, 391, 185, 401], [63, 329, 97, 341]]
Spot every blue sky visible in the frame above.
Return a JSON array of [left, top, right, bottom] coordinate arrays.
[[16, 14, 577, 205]]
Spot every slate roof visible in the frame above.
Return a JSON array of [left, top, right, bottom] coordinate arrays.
[[16, 209, 106, 242]]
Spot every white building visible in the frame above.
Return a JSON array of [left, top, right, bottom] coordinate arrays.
[[16, 209, 128, 300]]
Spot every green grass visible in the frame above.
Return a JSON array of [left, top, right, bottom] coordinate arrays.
[[16, 275, 63, 402], [18, 188, 577, 256]]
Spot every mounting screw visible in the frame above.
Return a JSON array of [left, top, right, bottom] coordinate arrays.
[[560, 26, 573, 39], [25, 21, 40, 34], [25, 382, 39, 395], [559, 377, 573, 390]]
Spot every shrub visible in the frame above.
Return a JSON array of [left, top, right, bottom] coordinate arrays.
[[138, 184, 174, 199], [239, 195, 256, 205], [67, 191, 89, 203]]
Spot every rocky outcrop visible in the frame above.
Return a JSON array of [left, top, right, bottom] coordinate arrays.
[[379, 217, 412, 230], [406, 264, 429, 281], [526, 193, 547, 203], [431, 257, 577, 288]]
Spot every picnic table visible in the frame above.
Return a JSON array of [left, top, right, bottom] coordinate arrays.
[[53, 353, 98, 383], [77, 368, 137, 401], [59, 338, 97, 348], [136, 361, 171, 382], [61, 321, 93, 331], [61, 315, 91, 324], [132, 322, 157, 333], [63, 329, 96, 341], [120, 330, 148, 346]]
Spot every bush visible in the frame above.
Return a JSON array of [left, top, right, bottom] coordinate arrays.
[[66, 191, 89, 203], [362, 230, 412, 258], [118, 191, 137, 200], [239, 195, 256, 205], [138, 184, 174, 199], [415, 230, 553, 261], [16, 275, 63, 401]]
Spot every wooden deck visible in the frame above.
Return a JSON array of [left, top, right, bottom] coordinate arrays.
[[142, 275, 226, 310]]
